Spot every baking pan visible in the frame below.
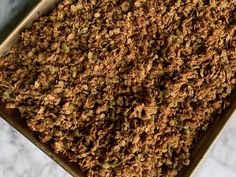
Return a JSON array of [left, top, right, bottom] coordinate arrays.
[[0, 1, 236, 177]]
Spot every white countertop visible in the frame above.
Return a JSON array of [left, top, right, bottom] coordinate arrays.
[[0, 0, 236, 177], [0, 0, 26, 30], [193, 111, 236, 177]]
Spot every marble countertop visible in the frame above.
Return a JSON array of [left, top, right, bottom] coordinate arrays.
[[193, 111, 236, 177], [0, 0, 236, 177], [0, 0, 26, 31]]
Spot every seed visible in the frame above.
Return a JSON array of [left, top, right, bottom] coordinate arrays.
[[185, 40, 191, 48], [162, 89, 170, 97], [2, 90, 11, 100], [176, 0, 181, 7], [62, 43, 69, 53], [72, 67, 77, 78], [150, 115, 155, 123]]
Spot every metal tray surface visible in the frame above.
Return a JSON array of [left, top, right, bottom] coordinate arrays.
[[0, 1, 236, 177]]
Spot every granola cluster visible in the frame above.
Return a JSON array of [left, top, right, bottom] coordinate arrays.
[[1, 0, 236, 176]]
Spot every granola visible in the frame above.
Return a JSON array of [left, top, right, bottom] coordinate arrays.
[[1, 0, 236, 176]]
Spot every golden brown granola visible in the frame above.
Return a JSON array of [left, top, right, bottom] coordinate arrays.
[[1, 0, 236, 176]]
